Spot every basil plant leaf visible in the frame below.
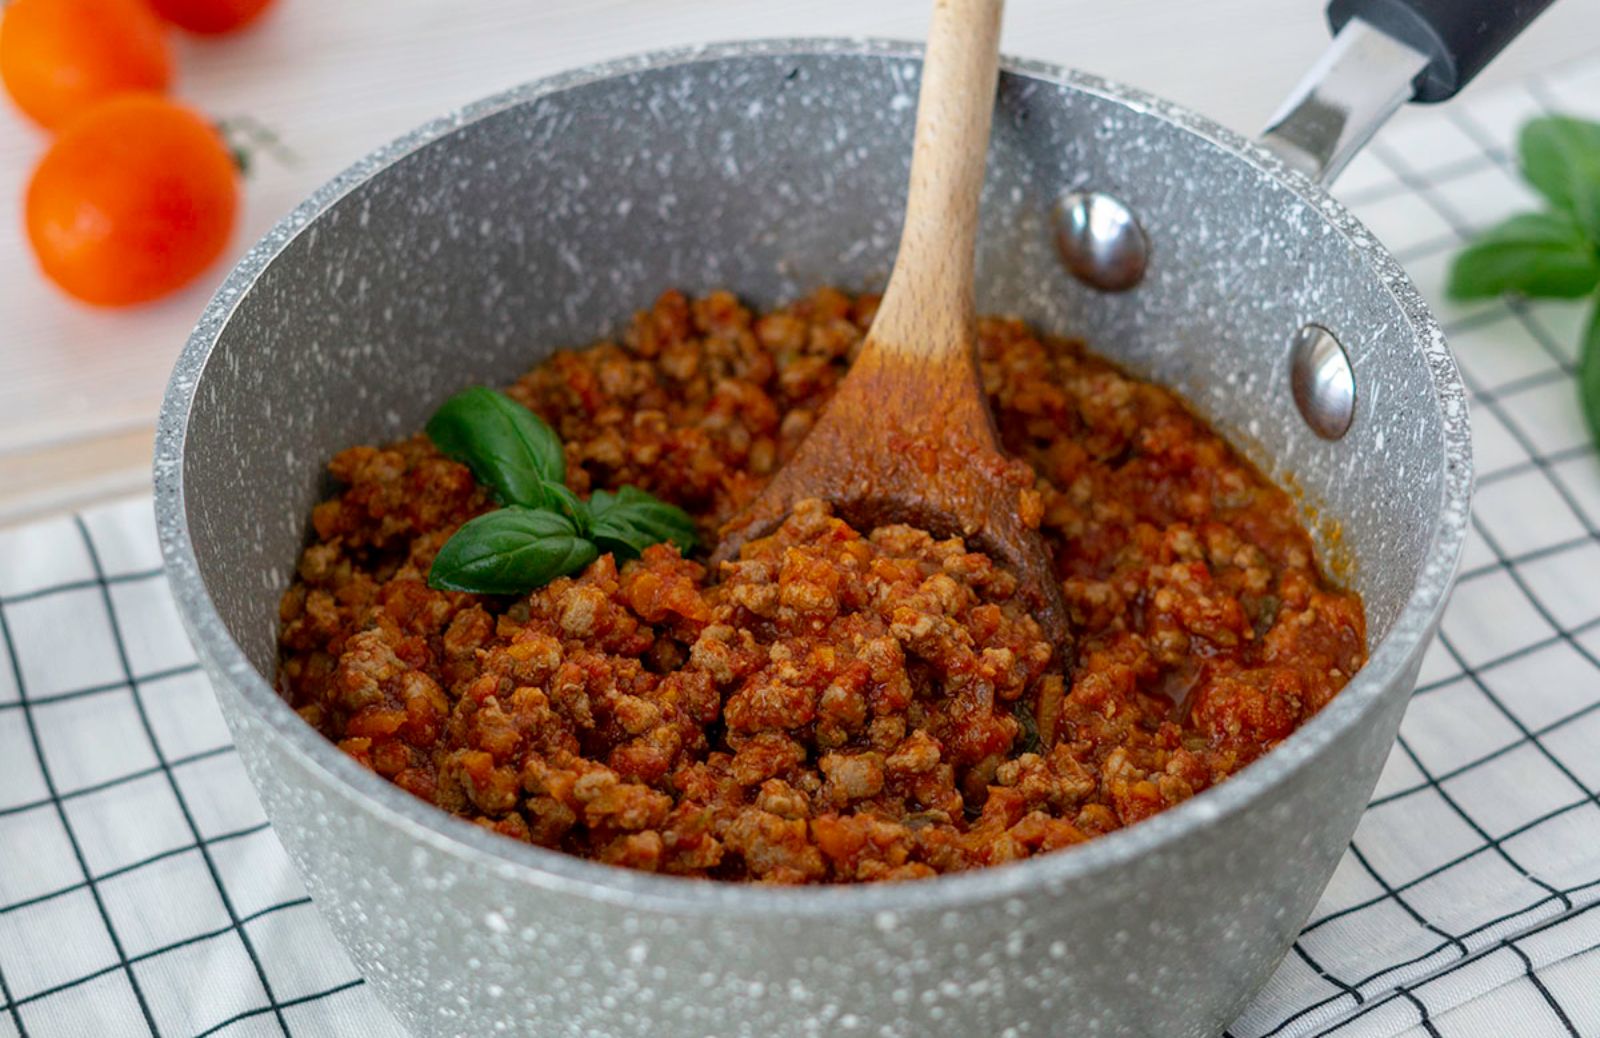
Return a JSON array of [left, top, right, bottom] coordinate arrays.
[[1581, 303, 1600, 455], [589, 515, 659, 559], [589, 486, 698, 559], [539, 480, 591, 535], [428, 506, 597, 595], [1447, 211, 1600, 301], [1520, 116, 1600, 240], [426, 387, 566, 508]]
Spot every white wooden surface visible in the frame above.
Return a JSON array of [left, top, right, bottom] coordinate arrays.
[[3, 0, 1599, 522]]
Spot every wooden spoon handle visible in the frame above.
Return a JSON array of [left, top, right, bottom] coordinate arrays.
[[873, 0, 1004, 358]]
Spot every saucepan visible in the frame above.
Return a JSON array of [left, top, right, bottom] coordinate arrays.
[[155, 0, 1542, 1033]]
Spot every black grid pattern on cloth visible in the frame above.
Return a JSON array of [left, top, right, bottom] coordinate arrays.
[[1228, 56, 1600, 1038], [0, 501, 398, 1038], [1324, 899, 1600, 1038]]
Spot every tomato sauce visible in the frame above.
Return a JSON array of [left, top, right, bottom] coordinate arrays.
[[277, 288, 1365, 882]]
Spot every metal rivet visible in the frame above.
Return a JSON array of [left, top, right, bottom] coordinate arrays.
[[1051, 190, 1149, 292], [1290, 324, 1355, 440]]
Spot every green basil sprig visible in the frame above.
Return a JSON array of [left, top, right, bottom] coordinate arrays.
[[1520, 117, 1600, 241], [425, 387, 696, 594], [426, 385, 568, 512], [590, 486, 698, 558], [1449, 114, 1600, 446], [1449, 212, 1600, 300], [429, 507, 599, 594]]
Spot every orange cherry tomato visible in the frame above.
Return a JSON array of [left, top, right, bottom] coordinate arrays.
[[146, 0, 277, 35], [27, 94, 239, 307], [0, 0, 172, 130]]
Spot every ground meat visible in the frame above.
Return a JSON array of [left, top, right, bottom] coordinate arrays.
[[277, 288, 1366, 884]]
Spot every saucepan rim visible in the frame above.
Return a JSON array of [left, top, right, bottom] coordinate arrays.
[[154, 36, 1472, 918]]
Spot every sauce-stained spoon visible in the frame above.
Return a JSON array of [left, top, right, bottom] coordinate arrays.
[[713, 0, 1071, 679]]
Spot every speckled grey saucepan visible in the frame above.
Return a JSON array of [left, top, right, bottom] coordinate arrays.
[[154, 10, 1532, 1034]]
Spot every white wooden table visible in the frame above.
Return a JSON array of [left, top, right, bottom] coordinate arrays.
[[3, 0, 1599, 523]]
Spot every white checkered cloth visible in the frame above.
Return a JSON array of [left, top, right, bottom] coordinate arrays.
[[0, 501, 402, 1037], [5, 59, 1600, 1038]]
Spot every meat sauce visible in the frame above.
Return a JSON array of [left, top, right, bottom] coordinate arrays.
[[277, 288, 1365, 883]]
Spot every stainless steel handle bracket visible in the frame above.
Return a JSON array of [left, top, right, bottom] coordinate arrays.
[[1260, 17, 1431, 186]]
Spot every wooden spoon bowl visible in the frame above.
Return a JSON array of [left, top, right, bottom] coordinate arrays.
[[713, 0, 1071, 655]]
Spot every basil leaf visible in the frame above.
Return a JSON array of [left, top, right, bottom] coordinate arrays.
[[428, 506, 597, 594], [539, 480, 591, 534], [1447, 211, 1600, 300], [589, 485, 698, 558], [586, 487, 626, 521], [1520, 116, 1600, 240], [1581, 302, 1600, 453], [426, 387, 566, 508], [609, 487, 699, 549], [590, 515, 659, 559]]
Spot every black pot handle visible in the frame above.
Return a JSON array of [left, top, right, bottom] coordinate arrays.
[[1327, 0, 1558, 103]]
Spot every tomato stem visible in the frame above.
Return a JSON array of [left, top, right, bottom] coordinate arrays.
[[215, 115, 296, 176]]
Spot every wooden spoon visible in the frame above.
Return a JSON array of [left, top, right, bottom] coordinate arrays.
[[714, 0, 1071, 658]]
